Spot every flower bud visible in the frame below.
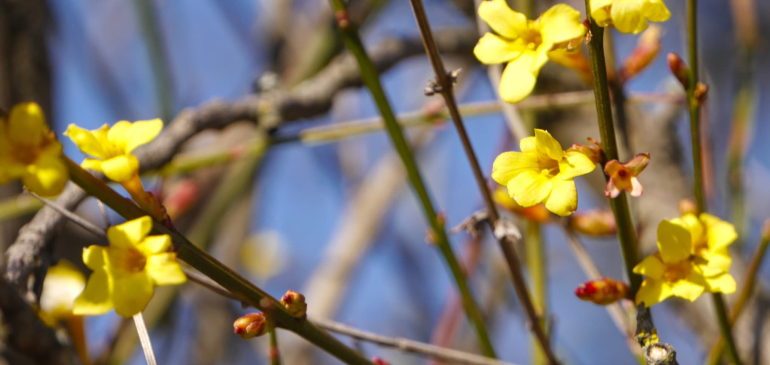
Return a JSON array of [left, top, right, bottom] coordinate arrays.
[[163, 178, 200, 219], [762, 219, 770, 242], [667, 53, 690, 88], [575, 278, 629, 305], [620, 25, 661, 82], [678, 199, 698, 215], [570, 209, 616, 236], [372, 358, 391, 365], [281, 290, 307, 318], [494, 188, 550, 223], [694, 82, 708, 104], [234, 313, 267, 339]]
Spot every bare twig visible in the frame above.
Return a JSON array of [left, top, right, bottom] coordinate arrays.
[[133, 313, 158, 365]]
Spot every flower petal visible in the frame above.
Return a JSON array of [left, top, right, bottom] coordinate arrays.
[[8, 102, 47, 146], [100, 155, 139, 182], [611, 0, 649, 34], [72, 270, 113, 316], [700, 213, 737, 250], [678, 214, 705, 245], [474, 33, 523, 65], [604, 179, 621, 198], [81, 158, 104, 172], [146, 253, 187, 286], [519, 136, 536, 152], [478, 0, 528, 39], [544, 177, 577, 216], [633, 255, 665, 279], [22, 143, 68, 197], [558, 150, 596, 179], [635, 279, 671, 307], [625, 152, 650, 175], [83, 245, 107, 271], [138, 235, 172, 255], [704, 272, 736, 294], [112, 272, 154, 317], [499, 51, 544, 103], [534, 129, 563, 161], [642, 0, 671, 22], [590, 0, 614, 27], [539, 4, 586, 44], [629, 177, 643, 197], [507, 170, 552, 207], [702, 248, 732, 272], [124, 119, 163, 154], [657, 219, 692, 264], [108, 216, 153, 249], [64, 124, 107, 159], [491, 151, 539, 186], [669, 279, 705, 301]]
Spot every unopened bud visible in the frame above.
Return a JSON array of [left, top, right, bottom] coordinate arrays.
[[762, 219, 770, 242], [667, 53, 690, 88], [281, 290, 307, 318], [575, 278, 629, 305], [678, 199, 698, 215], [694, 82, 708, 104], [621, 25, 661, 82], [372, 357, 391, 365], [163, 178, 200, 219], [494, 188, 550, 223], [335, 10, 350, 29], [425, 228, 437, 244], [234, 313, 266, 339], [570, 209, 616, 236]]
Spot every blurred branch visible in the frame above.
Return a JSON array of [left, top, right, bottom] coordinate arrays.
[[3, 27, 477, 299], [133, 0, 173, 122]]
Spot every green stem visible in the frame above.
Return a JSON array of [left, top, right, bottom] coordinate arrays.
[[329, 1, 495, 358], [134, 0, 173, 123], [526, 220, 548, 365], [64, 157, 375, 365], [707, 228, 770, 365], [583, 13, 642, 296], [267, 314, 282, 365]]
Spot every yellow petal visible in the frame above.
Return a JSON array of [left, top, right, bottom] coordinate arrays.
[[474, 33, 523, 65], [657, 219, 692, 264], [705, 272, 736, 294], [539, 4, 586, 44], [670, 278, 705, 301], [543, 178, 576, 216], [64, 124, 107, 159], [534, 129, 564, 161], [22, 146, 68, 197], [678, 214, 704, 246], [491, 151, 539, 186], [100, 155, 139, 182], [519, 136, 536, 153], [702, 248, 732, 272], [111, 272, 154, 317], [72, 270, 113, 316], [590, 0, 614, 13], [499, 51, 544, 103], [478, 0, 528, 39], [633, 255, 665, 279], [124, 119, 163, 154], [81, 158, 104, 172], [700, 213, 737, 250], [146, 253, 187, 286], [642, 0, 671, 22], [635, 279, 671, 307], [138, 235, 172, 255], [8, 102, 47, 146], [590, 0, 614, 27], [558, 151, 596, 179], [0, 156, 26, 184], [107, 216, 153, 249], [507, 170, 552, 207], [611, 0, 648, 34], [82, 246, 107, 271]]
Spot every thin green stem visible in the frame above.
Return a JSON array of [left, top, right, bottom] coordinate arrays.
[[328, 1, 496, 358], [526, 220, 548, 365], [134, 0, 173, 123], [267, 314, 282, 365], [583, 12, 642, 296], [707, 226, 770, 365], [64, 157, 375, 365]]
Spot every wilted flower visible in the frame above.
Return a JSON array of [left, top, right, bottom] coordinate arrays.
[[73, 216, 186, 317], [234, 312, 267, 339], [492, 129, 595, 216], [568, 138, 604, 165], [590, 0, 670, 34], [0, 103, 68, 197], [281, 290, 307, 318], [474, 1, 586, 103], [604, 153, 650, 198], [39, 260, 85, 326], [570, 209, 616, 236], [575, 277, 628, 305]]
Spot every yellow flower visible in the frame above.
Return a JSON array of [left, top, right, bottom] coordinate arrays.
[[634, 219, 735, 307], [678, 213, 737, 292], [0, 103, 68, 197], [474, 1, 586, 103], [73, 216, 186, 317], [64, 119, 163, 183], [39, 260, 86, 326], [590, 0, 670, 34], [492, 129, 595, 216]]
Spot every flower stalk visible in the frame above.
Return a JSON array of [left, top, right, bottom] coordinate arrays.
[[63, 156, 376, 365], [583, 4, 642, 295]]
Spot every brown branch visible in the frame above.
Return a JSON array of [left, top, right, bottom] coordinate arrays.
[[3, 28, 478, 299]]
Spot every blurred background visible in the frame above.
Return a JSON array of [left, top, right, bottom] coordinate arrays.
[[1, 0, 769, 364]]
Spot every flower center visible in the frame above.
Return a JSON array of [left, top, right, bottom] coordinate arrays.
[[538, 158, 560, 178], [662, 260, 691, 283], [520, 29, 543, 50], [119, 248, 147, 273], [11, 146, 41, 165]]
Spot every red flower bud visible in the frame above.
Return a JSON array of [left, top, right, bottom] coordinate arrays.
[[234, 313, 267, 339], [620, 25, 661, 82], [570, 209, 616, 236], [575, 278, 629, 305], [281, 290, 307, 318], [667, 53, 690, 88], [678, 199, 698, 215], [372, 357, 391, 365]]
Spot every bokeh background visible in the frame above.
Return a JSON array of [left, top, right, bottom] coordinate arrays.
[[2, 0, 770, 364]]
